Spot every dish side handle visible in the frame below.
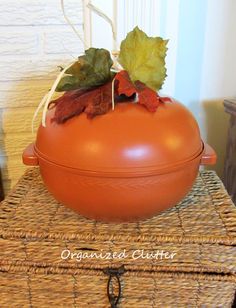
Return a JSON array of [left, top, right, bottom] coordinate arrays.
[[200, 143, 217, 165], [22, 143, 39, 166]]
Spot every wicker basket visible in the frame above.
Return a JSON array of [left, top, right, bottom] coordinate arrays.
[[0, 168, 236, 307]]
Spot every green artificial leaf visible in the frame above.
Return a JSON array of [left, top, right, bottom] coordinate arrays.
[[56, 48, 114, 92], [118, 27, 168, 91]]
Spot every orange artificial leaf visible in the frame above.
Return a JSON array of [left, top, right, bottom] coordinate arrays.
[[134, 80, 161, 112], [115, 70, 163, 112], [115, 70, 136, 97]]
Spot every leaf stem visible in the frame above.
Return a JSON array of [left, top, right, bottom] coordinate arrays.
[[111, 77, 115, 110]]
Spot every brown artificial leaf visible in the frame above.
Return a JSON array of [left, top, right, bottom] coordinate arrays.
[[50, 81, 117, 123]]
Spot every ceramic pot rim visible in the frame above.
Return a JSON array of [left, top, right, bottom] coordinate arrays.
[[34, 141, 204, 178]]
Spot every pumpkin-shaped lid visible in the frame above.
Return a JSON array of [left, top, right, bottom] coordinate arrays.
[[35, 100, 202, 175]]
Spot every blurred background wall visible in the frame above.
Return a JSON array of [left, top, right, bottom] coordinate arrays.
[[92, 0, 236, 177], [0, 0, 235, 193], [0, 0, 84, 192]]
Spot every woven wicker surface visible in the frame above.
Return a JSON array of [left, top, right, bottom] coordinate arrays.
[[0, 168, 236, 274], [1, 269, 235, 307], [0, 168, 236, 307]]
